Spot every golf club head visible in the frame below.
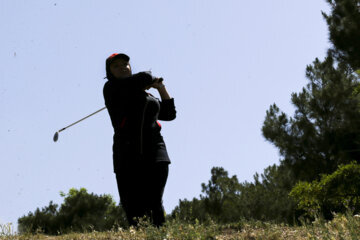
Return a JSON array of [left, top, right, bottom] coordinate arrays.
[[53, 132, 59, 142]]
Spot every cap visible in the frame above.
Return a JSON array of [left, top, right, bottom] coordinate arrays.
[[105, 53, 130, 80], [106, 53, 130, 67]]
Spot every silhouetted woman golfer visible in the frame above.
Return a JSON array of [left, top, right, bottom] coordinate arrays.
[[103, 53, 176, 227]]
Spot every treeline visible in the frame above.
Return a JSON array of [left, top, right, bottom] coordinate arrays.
[[18, 0, 360, 234], [171, 165, 297, 224], [18, 188, 128, 234], [172, 0, 360, 224], [172, 163, 360, 225]]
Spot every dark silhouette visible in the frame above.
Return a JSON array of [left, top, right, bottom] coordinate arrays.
[[103, 53, 176, 227]]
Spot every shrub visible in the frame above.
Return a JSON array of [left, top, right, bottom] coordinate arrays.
[[290, 162, 360, 219], [18, 188, 127, 235]]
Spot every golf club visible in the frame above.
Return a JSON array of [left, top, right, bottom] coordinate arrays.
[[53, 106, 106, 142], [53, 77, 163, 142]]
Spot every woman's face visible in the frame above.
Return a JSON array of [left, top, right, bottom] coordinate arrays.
[[109, 58, 132, 78]]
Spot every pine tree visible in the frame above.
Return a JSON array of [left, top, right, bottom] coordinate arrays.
[[262, 53, 360, 182], [323, 0, 360, 70]]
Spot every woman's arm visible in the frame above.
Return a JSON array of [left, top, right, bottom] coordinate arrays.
[[157, 85, 171, 100], [119, 72, 155, 90], [150, 78, 170, 99], [151, 78, 176, 120]]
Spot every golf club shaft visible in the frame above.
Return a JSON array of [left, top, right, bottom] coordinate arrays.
[[58, 106, 106, 132]]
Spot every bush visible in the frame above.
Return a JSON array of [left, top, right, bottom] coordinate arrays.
[[290, 162, 360, 219], [18, 188, 127, 235]]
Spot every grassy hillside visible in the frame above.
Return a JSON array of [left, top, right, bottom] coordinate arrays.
[[1, 213, 359, 240]]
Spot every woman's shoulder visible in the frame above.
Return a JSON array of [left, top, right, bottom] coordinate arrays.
[[103, 80, 112, 93], [103, 80, 122, 95]]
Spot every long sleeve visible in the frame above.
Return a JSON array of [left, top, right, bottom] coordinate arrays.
[[118, 72, 155, 90], [103, 81, 126, 130], [103, 72, 155, 113], [158, 98, 176, 121]]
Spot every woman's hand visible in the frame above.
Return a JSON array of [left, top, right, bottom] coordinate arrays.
[[154, 78, 171, 100], [143, 77, 164, 90], [151, 78, 165, 89], [144, 77, 171, 99]]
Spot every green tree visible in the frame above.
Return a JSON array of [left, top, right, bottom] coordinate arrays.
[[322, 0, 360, 70], [290, 162, 360, 219], [17, 201, 59, 234], [170, 198, 208, 224], [261, 0, 360, 221], [171, 166, 297, 224], [18, 188, 127, 235], [237, 164, 297, 223], [171, 0, 360, 225], [57, 188, 126, 233], [200, 167, 242, 223], [262, 53, 360, 182], [171, 167, 241, 224]]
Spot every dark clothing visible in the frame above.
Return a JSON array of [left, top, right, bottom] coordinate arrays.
[[116, 162, 169, 227], [103, 72, 176, 173], [103, 71, 176, 227]]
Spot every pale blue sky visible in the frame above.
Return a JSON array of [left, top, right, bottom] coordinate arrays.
[[1, 0, 330, 228]]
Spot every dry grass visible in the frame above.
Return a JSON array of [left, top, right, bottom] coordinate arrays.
[[1, 213, 359, 240]]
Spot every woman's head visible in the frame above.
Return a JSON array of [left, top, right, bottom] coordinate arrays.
[[106, 53, 132, 80]]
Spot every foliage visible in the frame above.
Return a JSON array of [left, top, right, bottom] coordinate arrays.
[[262, 53, 360, 182], [17, 188, 127, 235], [236, 164, 297, 224], [200, 167, 242, 223], [171, 165, 297, 224], [170, 198, 209, 224], [4, 213, 360, 240], [171, 0, 360, 226], [17, 201, 60, 234], [290, 162, 360, 219], [171, 167, 240, 224], [322, 0, 360, 70], [259, 0, 360, 223]]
